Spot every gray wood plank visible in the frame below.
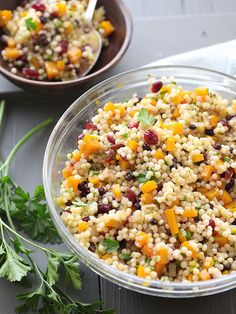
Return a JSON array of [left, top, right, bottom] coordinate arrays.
[[100, 279, 236, 314], [183, 0, 236, 14], [0, 93, 100, 314]]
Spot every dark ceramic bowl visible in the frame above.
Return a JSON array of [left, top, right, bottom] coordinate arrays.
[[0, 0, 132, 94]]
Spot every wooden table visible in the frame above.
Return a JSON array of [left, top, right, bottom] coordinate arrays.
[[1, 1, 236, 313]]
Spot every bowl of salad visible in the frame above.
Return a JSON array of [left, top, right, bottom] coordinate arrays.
[[43, 65, 236, 297], [0, 0, 132, 94]]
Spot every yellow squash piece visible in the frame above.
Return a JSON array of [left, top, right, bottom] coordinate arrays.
[[164, 208, 179, 235]]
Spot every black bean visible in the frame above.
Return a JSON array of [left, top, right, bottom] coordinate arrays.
[[225, 115, 235, 121], [224, 263, 231, 271], [150, 218, 157, 225], [189, 124, 197, 130], [78, 181, 88, 191]]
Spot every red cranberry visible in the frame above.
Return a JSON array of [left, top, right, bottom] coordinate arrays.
[[151, 81, 163, 93], [111, 143, 125, 150], [189, 124, 197, 130], [107, 135, 115, 144], [98, 202, 112, 214], [225, 168, 234, 181], [220, 119, 230, 129], [209, 219, 216, 229], [82, 216, 90, 222], [104, 149, 115, 163], [125, 189, 136, 203], [85, 121, 96, 130], [128, 121, 139, 129], [58, 40, 68, 54], [225, 179, 235, 192], [32, 1, 46, 12], [156, 183, 163, 192], [98, 187, 106, 196], [50, 12, 59, 19], [40, 16, 48, 24], [213, 144, 221, 150], [144, 129, 158, 146], [22, 68, 39, 79], [38, 32, 49, 46]]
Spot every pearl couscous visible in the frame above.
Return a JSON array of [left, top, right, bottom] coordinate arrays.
[[0, 0, 114, 81], [59, 77, 236, 282]]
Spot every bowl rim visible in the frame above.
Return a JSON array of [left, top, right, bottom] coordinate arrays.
[[0, 0, 133, 87], [43, 65, 236, 296]]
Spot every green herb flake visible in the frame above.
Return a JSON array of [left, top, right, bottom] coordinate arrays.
[[102, 238, 119, 253], [91, 170, 100, 176], [25, 18, 37, 31], [185, 230, 192, 240], [137, 173, 148, 183], [72, 198, 88, 207], [137, 108, 155, 127], [119, 253, 131, 260], [224, 157, 231, 162], [122, 133, 128, 138], [164, 161, 168, 166], [145, 257, 151, 264]]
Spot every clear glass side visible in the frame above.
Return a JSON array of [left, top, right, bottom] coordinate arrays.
[[43, 66, 236, 297]]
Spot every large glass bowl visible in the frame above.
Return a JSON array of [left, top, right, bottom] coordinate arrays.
[[43, 66, 236, 297]]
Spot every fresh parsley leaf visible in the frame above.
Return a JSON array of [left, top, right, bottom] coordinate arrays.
[[119, 253, 131, 260], [137, 108, 155, 127], [62, 255, 82, 290], [25, 18, 37, 31], [122, 133, 128, 138], [0, 242, 31, 282], [46, 255, 60, 286], [73, 197, 88, 207], [16, 286, 44, 313], [91, 170, 100, 176], [164, 160, 168, 166], [224, 157, 231, 162], [145, 257, 151, 264], [137, 173, 148, 183], [102, 238, 119, 253], [185, 230, 192, 240]]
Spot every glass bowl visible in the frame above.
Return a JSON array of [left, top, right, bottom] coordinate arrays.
[[43, 66, 236, 297]]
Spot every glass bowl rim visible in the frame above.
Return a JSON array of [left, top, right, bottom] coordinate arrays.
[[43, 65, 236, 295]]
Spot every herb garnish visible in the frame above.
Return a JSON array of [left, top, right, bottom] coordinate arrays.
[[102, 238, 120, 253], [119, 253, 131, 260], [72, 197, 88, 207], [25, 18, 37, 31], [137, 108, 155, 127]]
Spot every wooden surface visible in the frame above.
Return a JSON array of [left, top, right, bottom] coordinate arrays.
[[1, 1, 236, 313]]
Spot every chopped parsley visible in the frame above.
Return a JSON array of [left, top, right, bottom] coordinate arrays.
[[102, 238, 119, 253], [137, 108, 155, 127], [224, 157, 231, 162], [119, 253, 131, 260], [25, 18, 37, 31], [72, 198, 88, 207], [122, 133, 128, 138]]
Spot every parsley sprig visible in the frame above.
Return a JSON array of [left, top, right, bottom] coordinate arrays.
[[0, 101, 114, 314], [137, 108, 155, 127]]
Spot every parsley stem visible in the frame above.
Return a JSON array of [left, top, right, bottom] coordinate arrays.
[[0, 100, 5, 129], [0, 118, 53, 172]]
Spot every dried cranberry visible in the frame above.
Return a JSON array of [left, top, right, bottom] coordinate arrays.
[[60, 209, 71, 215], [125, 171, 135, 181], [119, 239, 126, 249], [82, 216, 90, 222], [205, 129, 214, 136], [209, 219, 215, 229], [144, 129, 158, 146], [213, 144, 221, 150], [37, 32, 48, 46], [156, 183, 163, 192], [189, 124, 197, 130], [125, 189, 136, 203], [40, 16, 48, 24], [80, 187, 90, 197], [151, 81, 163, 93], [78, 181, 88, 191], [22, 68, 39, 79], [150, 218, 157, 225], [223, 263, 231, 271], [50, 11, 59, 19], [142, 144, 151, 151], [224, 168, 234, 181], [104, 149, 115, 163], [232, 219, 236, 226], [225, 115, 235, 121], [88, 242, 96, 253], [107, 135, 115, 144], [65, 200, 72, 206], [32, 1, 46, 12], [58, 40, 68, 54], [85, 121, 96, 130], [128, 121, 139, 129], [98, 202, 112, 214], [225, 179, 235, 192], [220, 119, 230, 129], [134, 202, 141, 210], [98, 187, 106, 196], [111, 143, 125, 150]]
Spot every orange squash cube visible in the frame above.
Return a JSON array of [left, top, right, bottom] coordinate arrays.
[[141, 181, 157, 193], [77, 221, 89, 232], [192, 153, 204, 163], [67, 47, 82, 64], [166, 137, 175, 152], [164, 208, 179, 235], [182, 209, 198, 218], [0, 10, 12, 27], [4, 47, 21, 60], [66, 176, 81, 192], [99, 20, 115, 37], [45, 61, 59, 79], [141, 193, 153, 205], [127, 140, 138, 151], [201, 165, 215, 180]]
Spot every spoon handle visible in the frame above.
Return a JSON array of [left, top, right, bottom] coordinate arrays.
[[84, 0, 98, 21]]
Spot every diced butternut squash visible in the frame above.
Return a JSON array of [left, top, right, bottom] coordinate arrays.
[[192, 153, 204, 163], [164, 208, 179, 235], [4, 47, 21, 60], [197, 187, 208, 195], [187, 274, 193, 282], [226, 201, 236, 211], [62, 165, 74, 178], [56, 60, 65, 71], [112, 184, 122, 199], [178, 231, 187, 243], [169, 199, 180, 207], [117, 105, 126, 117], [141, 244, 153, 257], [80, 134, 101, 157], [199, 269, 211, 281], [127, 140, 138, 151], [29, 56, 40, 69], [141, 193, 153, 205], [205, 190, 218, 200], [0, 10, 12, 27], [216, 159, 224, 166], [21, 11, 27, 18], [157, 247, 169, 264], [141, 181, 157, 193], [73, 151, 81, 161], [171, 93, 183, 105], [66, 176, 81, 192], [162, 123, 183, 135], [153, 149, 165, 160], [102, 253, 112, 260], [172, 107, 180, 119], [194, 87, 208, 97], [204, 257, 214, 269], [214, 236, 229, 247], [182, 209, 198, 218], [232, 100, 236, 113], [119, 159, 130, 170], [181, 241, 200, 258], [166, 137, 175, 152], [220, 190, 232, 205], [56, 2, 67, 16], [7, 38, 15, 48], [45, 61, 59, 79], [209, 115, 219, 127], [154, 263, 165, 276], [65, 22, 73, 34], [137, 265, 149, 278], [136, 231, 151, 247], [104, 102, 115, 114], [105, 219, 121, 228], [67, 47, 82, 64], [89, 176, 100, 186], [77, 221, 88, 232], [99, 20, 115, 37], [201, 165, 215, 180]]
